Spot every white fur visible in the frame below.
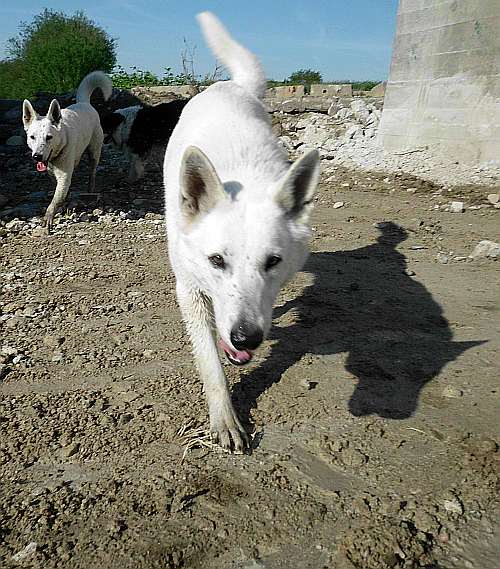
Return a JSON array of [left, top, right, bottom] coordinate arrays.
[[163, 12, 320, 451], [23, 71, 112, 232]]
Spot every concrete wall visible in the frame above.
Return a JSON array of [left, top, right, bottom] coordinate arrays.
[[310, 84, 353, 97], [379, 0, 500, 163]]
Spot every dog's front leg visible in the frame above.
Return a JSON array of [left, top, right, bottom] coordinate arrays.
[[177, 284, 248, 452], [44, 167, 73, 234]]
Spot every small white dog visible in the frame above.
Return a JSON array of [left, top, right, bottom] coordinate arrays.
[[164, 12, 320, 451], [22, 71, 112, 232]]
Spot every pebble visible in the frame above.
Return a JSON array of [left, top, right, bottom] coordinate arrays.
[[333, 201, 344, 209], [442, 386, 463, 398], [442, 494, 464, 515], [61, 442, 80, 458], [449, 201, 464, 213], [341, 447, 367, 467], [51, 353, 64, 363], [436, 252, 449, 264], [487, 193, 499, 205], [43, 334, 64, 348]]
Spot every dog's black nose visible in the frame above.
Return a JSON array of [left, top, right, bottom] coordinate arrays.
[[230, 323, 263, 351], [33, 154, 43, 162]]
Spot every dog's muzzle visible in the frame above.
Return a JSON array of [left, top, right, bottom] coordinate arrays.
[[33, 151, 51, 172]]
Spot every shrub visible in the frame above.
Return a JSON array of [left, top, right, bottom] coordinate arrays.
[[351, 80, 380, 91], [287, 69, 323, 86], [0, 59, 26, 98], [1, 9, 116, 98]]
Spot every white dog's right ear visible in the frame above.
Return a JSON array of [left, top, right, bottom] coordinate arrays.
[[22, 100, 38, 129], [275, 149, 320, 223], [179, 146, 227, 222]]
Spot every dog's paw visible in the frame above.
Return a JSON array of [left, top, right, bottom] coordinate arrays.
[[210, 406, 249, 453], [42, 214, 53, 235]]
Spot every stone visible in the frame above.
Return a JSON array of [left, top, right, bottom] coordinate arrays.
[[5, 135, 24, 146], [43, 335, 64, 348], [442, 495, 464, 515], [486, 193, 499, 204], [436, 252, 449, 264], [345, 125, 363, 139], [333, 201, 344, 209], [341, 448, 367, 467], [442, 386, 463, 398], [61, 442, 80, 458], [469, 240, 500, 259], [449, 201, 464, 213], [11, 542, 38, 563]]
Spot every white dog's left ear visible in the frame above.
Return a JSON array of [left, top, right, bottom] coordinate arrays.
[[275, 149, 320, 222], [47, 99, 62, 125], [180, 146, 227, 222]]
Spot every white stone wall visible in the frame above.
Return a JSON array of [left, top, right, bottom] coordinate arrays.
[[379, 0, 500, 164]]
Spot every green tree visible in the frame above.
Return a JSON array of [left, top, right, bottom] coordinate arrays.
[[0, 9, 116, 98], [287, 69, 322, 86]]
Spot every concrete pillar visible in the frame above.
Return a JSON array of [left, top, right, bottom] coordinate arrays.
[[379, 0, 500, 164]]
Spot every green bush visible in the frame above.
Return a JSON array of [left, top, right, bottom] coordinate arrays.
[[351, 80, 380, 91], [111, 65, 219, 90], [0, 9, 116, 98], [287, 69, 323, 86], [0, 59, 26, 98]]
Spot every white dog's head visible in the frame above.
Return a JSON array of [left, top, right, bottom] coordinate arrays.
[[178, 146, 320, 365], [22, 99, 65, 172]]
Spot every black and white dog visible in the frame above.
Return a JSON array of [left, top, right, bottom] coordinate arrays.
[[101, 99, 188, 181]]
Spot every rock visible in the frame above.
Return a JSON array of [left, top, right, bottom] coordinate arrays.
[[31, 226, 47, 237], [11, 542, 38, 562], [449, 201, 464, 213], [436, 252, 449, 264], [442, 493, 464, 515], [341, 447, 367, 467], [51, 352, 65, 363], [61, 442, 80, 458], [487, 193, 499, 204], [333, 201, 345, 209], [43, 335, 64, 348], [469, 240, 500, 259], [300, 378, 318, 390], [442, 386, 463, 398], [0, 193, 9, 208], [5, 135, 24, 147]]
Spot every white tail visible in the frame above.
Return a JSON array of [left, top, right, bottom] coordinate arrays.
[[197, 12, 267, 99], [76, 71, 113, 104]]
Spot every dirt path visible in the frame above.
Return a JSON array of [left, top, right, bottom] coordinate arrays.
[[1, 154, 499, 568]]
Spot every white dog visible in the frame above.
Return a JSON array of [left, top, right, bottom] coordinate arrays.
[[164, 12, 320, 452], [22, 71, 112, 232]]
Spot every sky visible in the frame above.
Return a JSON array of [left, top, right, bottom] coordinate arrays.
[[0, 1, 399, 81]]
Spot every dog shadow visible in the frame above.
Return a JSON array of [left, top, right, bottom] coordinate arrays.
[[233, 222, 483, 427]]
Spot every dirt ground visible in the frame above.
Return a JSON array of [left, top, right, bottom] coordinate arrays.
[[0, 146, 499, 569]]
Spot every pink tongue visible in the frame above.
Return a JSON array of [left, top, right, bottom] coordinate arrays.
[[218, 339, 252, 364], [36, 162, 47, 172]]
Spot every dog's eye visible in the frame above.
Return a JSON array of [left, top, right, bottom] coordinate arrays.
[[265, 255, 282, 271], [30, 135, 35, 140], [46, 135, 53, 141], [208, 254, 225, 269]]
